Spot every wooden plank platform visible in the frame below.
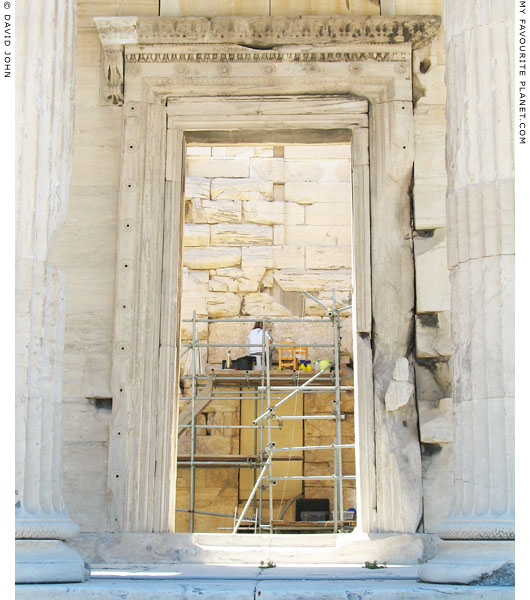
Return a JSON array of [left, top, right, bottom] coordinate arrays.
[[195, 370, 339, 386], [270, 519, 356, 531]]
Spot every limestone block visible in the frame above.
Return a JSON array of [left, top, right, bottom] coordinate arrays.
[[284, 224, 352, 247], [415, 312, 452, 358], [207, 292, 242, 318], [182, 247, 241, 270], [273, 246, 305, 269], [180, 320, 208, 342], [211, 224, 273, 246], [262, 270, 273, 288], [211, 266, 266, 293], [186, 157, 249, 178], [422, 444, 454, 533], [207, 321, 255, 363], [285, 181, 352, 205], [416, 361, 452, 403], [184, 177, 210, 200], [191, 198, 242, 224], [76, 29, 101, 67], [75, 66, 101, 108], [186, 147, 211, 156], [270, 320, 335, 363], [274, 269, 351, 292], [284, 145, 351, 159], [62, 351, 85, 398], [63, 312, 113, 355], [243, 198, 284, 225], [215, 267, 245, 278], [305, 247, 351, 270], [82, 352, 113, 398], [385, 358, 415, 411], [71, 145, 121, 187], [413, 183, 447, 229], [73, 107, 122, 149], [412, 42, 446, 107], [181, 268, 209, 317], [66, 186, 118, 227], [183, 224, 210, 247], [414, 229, 451, 312], [284, 203, 304, 225], [62, 441, 108, 532], [273, 225, 285, 245], [284, 159, 351, 183], [306, 202, 351, 226], [249, 158, 284, 182], [242, 293, 292, 317], [241, 246, 274, 269], [302, 287, 351, 316], [211, 177, 273, 201], [413, 111, 447, 180], [273, 183, 285, 202], [63, 398, 110, 444], [182, 268, 210, 286], [419, 397, 454, 444], [208, 276, 239, 293], [238, 267, 267, 293]]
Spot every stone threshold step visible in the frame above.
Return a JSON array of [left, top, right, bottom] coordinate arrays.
[[16, 577, 515, 599]]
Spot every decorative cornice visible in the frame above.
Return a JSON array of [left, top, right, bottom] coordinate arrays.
[[125, 49, 409, 64], [94, 15, 441, 105], [95, 15, 441, 48]]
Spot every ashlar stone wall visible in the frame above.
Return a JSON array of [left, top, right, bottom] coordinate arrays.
[[410, 24, 454, 533], [50, 0, 161, 533], [181, 144, 354, 367]]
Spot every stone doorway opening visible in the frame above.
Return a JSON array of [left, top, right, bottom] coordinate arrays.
[[176, 141, 356, 534]]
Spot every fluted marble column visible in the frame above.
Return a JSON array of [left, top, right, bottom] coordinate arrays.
[[15, 0, 86, 583], [420, 0, 514, 585]]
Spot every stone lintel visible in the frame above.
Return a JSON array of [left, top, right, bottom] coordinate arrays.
[[94, 15, 440, 105]]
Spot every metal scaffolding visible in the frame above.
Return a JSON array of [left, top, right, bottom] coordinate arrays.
[[177, 290, 356, 534]]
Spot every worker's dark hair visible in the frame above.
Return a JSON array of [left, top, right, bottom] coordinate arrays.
[[252, 321, 264, 330]]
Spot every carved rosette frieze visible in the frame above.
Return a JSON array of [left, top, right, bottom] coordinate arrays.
[[94, 15, 440, 105]]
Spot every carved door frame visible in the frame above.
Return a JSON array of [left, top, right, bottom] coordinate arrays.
[[95, 15, 441, 534]]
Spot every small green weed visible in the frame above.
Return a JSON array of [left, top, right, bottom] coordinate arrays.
[[259, 560, 277, 569], [363, 560, 387, 569]]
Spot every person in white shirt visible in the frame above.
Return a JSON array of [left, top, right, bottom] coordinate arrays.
[[247, 321, 272, 367]]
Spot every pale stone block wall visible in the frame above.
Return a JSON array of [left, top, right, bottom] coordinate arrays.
[[181, 144, 354, 367], [409, 19, 454, 533], [53, 0, 160, 532]]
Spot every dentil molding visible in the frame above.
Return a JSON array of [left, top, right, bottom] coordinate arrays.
[[94, 15, 441, 105]]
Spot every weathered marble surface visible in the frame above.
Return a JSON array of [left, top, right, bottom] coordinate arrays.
[[16, 0, 87, 583], [436, 0, 514, 543]]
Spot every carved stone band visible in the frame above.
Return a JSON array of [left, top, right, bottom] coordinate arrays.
[[95, 15, 441, 49], [94, 15, 440, 105], [125, 50, 410, 64]]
